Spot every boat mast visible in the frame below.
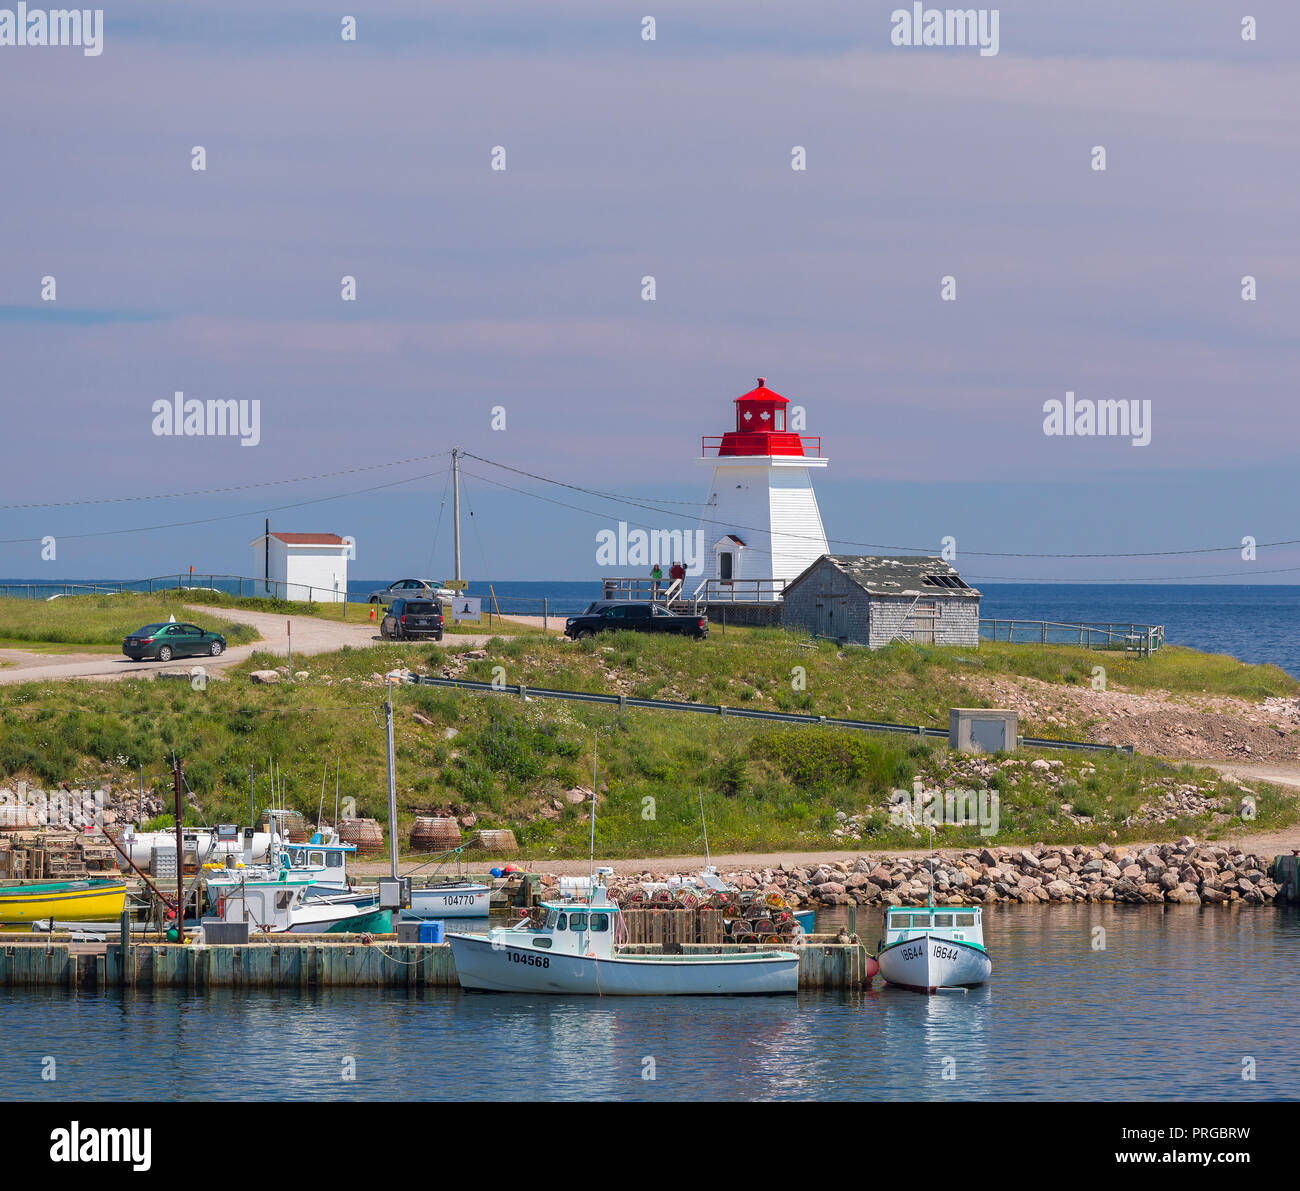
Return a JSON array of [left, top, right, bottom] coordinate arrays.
[[588, 730, 598, 891], [386, 681, 399, 881], [698, 790, 711, 868], [171, 753, 185, 943]]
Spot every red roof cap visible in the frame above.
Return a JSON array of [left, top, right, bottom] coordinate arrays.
[[268, 532, 347, 545], [733, 377, 789, 406]]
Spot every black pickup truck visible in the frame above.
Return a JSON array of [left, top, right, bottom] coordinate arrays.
[[564, 601, 708, 640]]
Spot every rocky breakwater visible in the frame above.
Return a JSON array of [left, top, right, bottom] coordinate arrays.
[[586, 837, 1285, 910]]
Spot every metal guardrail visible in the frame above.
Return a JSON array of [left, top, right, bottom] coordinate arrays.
[[408, 675, 1134, 756], [980, 619, 1164, 656]]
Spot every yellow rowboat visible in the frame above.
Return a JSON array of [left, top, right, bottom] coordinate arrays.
[[0, 878, 127, 924]]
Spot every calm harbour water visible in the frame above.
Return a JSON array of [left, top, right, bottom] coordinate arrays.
[[4, 905, 1296, 1102]]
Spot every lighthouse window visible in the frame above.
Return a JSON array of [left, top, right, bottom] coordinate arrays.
[[774, 409, 785, 431], [719, 553, 733, 581]]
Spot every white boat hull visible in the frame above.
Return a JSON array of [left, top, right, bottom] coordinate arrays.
[[448, 933, 798, 995], [407, 883, 491, 919], [878, 933, 991, 992]]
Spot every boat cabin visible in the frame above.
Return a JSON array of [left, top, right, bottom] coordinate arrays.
[[487, 886, 623, 958], [282, 836, 355, 889], [207, 872, 318, 932], [882, 905, 985, 951]]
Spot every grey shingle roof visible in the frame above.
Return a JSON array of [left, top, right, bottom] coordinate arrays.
[[813, 554, 981, 599]]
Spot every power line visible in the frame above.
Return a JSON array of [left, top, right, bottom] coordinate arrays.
[[0, 468, 442, 546], [461, 451, 1300, 573], [0, 451, 450, 511]]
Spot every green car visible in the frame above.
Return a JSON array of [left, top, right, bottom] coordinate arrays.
[[122, 622, 226, 662]]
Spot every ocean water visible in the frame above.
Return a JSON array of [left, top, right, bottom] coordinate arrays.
[[2, 904, 1295, 1102]]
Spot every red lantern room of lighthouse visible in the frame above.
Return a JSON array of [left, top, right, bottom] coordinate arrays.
[[698, 378, 829, 600]]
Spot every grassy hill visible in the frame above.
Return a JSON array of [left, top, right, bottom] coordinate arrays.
[[0, 628, 1290, 858], [0, 593, 259, 651]]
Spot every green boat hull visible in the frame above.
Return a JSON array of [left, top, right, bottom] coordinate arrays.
[[324, 908, 391, 934]]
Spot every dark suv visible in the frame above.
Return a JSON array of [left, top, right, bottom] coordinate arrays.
[[565, 602, 708, 640], [381, 598, 444, 641]]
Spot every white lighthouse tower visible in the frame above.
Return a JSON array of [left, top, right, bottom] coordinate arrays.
[[697, 378, 829, 600]]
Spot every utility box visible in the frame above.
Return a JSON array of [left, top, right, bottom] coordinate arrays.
[[949, 708, 1018, 754], [201, 918, 249, 945], [396, 920, 423, 943], [378, 876, 411, 910]]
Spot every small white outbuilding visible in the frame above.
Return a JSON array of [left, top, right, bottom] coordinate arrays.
[[248, 531, 350, 603]]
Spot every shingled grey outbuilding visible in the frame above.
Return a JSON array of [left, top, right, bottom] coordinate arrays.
[[782, 555, 981, 647]]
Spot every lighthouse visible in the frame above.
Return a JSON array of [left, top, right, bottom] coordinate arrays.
[[698, 378, 829, 599]]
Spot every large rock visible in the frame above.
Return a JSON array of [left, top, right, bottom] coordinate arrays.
[[250, 670, 280, 685]]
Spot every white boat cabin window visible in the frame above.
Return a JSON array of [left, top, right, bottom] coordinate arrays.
[[325, 853, 343, 868], [275, 890, 294, 910], [933, 914, 953, 927], [556, 913, 568, 930], [309, 852, 325, 868], [545, 910, 559, 929], [955, 913, 976, 926], [532, 937, 552, 948], [569, 912, 588, 930], [590, 913, 610, 932]]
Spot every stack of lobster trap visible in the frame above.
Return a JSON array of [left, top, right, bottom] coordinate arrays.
[[0, 830, 121, 882], [613, 886, 806, 947]]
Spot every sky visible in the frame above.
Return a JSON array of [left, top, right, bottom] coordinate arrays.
[[1, 1, 1297, 585]]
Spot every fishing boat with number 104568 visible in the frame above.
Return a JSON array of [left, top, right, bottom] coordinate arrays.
[[447, 875, 798, 995]]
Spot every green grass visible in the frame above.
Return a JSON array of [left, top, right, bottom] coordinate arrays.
[[0, 635, 1289, 859], [0, 594, 259, 649], [413, 629, 1298, 741]]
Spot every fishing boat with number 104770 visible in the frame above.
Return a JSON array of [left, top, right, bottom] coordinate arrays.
[[0, 878, 127, 925]]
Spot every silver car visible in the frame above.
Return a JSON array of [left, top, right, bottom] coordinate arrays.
[[367, 578, 438, 604]]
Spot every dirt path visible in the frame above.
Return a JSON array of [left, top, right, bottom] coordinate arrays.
[[0, 605, 513, 685]]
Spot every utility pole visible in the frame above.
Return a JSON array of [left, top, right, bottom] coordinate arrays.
[[171, 755, 185, 943], [451, 446, 461, 583], [385, 681, 398, 880]]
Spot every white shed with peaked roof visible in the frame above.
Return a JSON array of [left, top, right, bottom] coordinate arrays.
[[248, 531, 350, 603]]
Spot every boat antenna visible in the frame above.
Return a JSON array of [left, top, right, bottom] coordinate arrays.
[[928, 825, 935, 911], [588, 730, 598, 891], [138, 762, 145, 829], [334, 757, 340, 832], [317, 761, 328, 837], [698, 789, 711, 868]]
